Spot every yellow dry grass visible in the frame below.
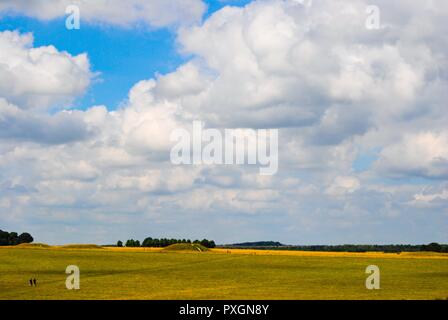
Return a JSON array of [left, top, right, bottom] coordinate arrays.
[[99, 246, 448, 260], [104, 247, 163, 253], [209, 248, 448, 260], [1, 245, 447, 299], [3, 245, 447, 260]]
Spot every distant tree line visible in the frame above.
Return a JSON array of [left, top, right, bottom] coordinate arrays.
[[0, 229, 34, 246], [117, 238, 216, 248], [231, 241, 284, 247], [223, 242, 448, 253]]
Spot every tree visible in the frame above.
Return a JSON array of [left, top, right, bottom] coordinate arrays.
[[117, 240, 123, 247], [125, 239, 141, 247], [0, 230, 34, 246], [142, 237, 153, 247], [123, 236, 216, 248], [423, 242, 442, 253], [200, 239, 210, 248], [18, 233, 33, 244], [8, 232, 19, 245], [0, 230, 9, 246]]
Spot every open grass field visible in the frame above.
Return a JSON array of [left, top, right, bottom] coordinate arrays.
[[0, 246, 447, 300]]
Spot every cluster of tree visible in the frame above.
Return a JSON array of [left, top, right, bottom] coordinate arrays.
[[231, 241, 284, 247], [0, 230, 33, 246], [122, 239, 140, 247], [224, 242, 448, 253], [421, 243, 446, 253], [117, 238, 216, 248]]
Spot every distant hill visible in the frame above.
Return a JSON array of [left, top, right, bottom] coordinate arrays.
[[163, 243, 208, 252]]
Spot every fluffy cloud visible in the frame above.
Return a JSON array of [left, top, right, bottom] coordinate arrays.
[[0, 98, 93, 144], [375, 132, 448, 179], [0, 31, 92, 110], [0, 0, 206, 28], [1, 0, 447, 244], [326, 176, 361, 196], [174, 0, 447, 131], [411, 185, 448, 213]]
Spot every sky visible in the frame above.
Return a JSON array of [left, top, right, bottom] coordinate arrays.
[[0, 0, 447, 245]]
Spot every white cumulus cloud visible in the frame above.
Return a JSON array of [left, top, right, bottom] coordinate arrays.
[[0, 0, 206, 28], [0, 31, 92, 110]]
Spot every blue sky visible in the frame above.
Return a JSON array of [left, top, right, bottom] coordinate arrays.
[[0, 0, 252, 110]]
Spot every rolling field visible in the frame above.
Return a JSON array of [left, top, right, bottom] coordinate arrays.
[[0, 246, 447, 300]]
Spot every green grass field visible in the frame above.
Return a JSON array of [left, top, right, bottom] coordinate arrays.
[[0, 247, 447, 300]]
